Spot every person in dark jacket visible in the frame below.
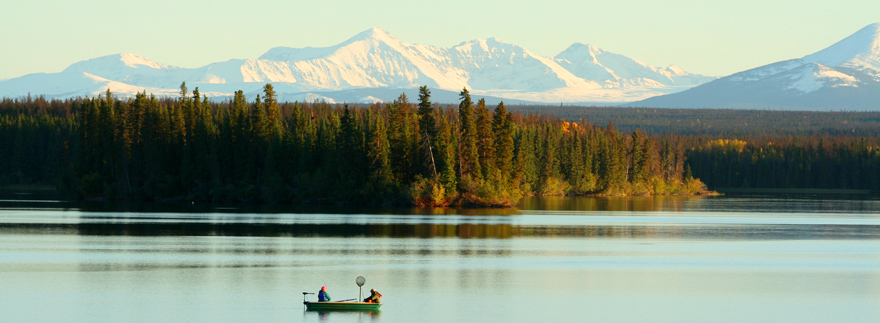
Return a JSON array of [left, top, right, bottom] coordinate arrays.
[[364, 289, 382, 303], [318, 286, 331, 302]]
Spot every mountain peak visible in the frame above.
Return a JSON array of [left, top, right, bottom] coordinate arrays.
[[260, 27, 400, 62], [117, 53, 167, 69], [457, 37, 517, 48], [564, 43, 604, 54], [802, 23, 880, 72], [349, 27, 396, 42], [665, 65, 686, 75], [484, 37, 512, 45], [63, 53, 169, 74]]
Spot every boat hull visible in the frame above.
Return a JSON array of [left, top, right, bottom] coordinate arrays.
[[304, 301, 381, 311]]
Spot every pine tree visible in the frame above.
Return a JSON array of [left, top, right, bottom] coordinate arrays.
[[492, 102, 514, 180], [538, 124, 561, 193], [417, 85, 438, 177], [338, 105, 365, 188], [513, 128, 538, 192], [629, 130, 646, 184], [417, 85, 436, 140], [457, 88, 480, 183], [263, 83, 282, 141], [476, 98, 494, 180], [436, 108, 458, 195], [367, 111, 392, 187], [388, 93, 415, 183]]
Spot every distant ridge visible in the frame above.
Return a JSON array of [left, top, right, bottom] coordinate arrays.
[[634, 23, 880, 110], [0, 28, 713, 104]]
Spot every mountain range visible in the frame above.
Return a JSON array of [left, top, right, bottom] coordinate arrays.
[[3, 24, 879, 110], [0, 27, 713, 105], [635, 23, 880, 110]]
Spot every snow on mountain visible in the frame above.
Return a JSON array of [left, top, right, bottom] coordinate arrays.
[[63, 53, 171, 73], [635, 23, 880, 110], [554, 43, 714, 88], [802, 23, 880, 74], [60, 53, 179, 88], [449, 37, 596, 91], [0, 27, 711, 103], [256, 27, 465, 90]]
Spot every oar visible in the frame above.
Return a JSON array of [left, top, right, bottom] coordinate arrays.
[[335, 298, 357, 302]]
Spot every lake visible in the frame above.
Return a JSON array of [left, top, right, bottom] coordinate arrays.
[[1, 193, 879, 322]]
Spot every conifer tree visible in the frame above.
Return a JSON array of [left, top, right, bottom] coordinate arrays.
[[388, 93, 415, 183], [476, 98, 494, 180], [263, 83, 282, 141], [179, 82, 188, 102], [367, 112, 393, 187], [492, 102, 514, 181], [539, 125, 560, 192], [629, 130, 646, 183], [417, 85, 438, 177], [513, 129, 538, 192], [417, 85, 436, 140], [338, 105, 365, 188], [436, 108, 458, 195], [457, 88, 480, 183]]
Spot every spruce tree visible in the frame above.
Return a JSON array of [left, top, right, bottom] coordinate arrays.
[[417, 85, 438, 178], [457, 88, 480, 183], [476, 98, 494, 180], [417, 85, 436, 140], [388, 93, 415, 183], [367, 111, 392, 187], [492, 102, 514, 181], [436, 108, 458, 195]]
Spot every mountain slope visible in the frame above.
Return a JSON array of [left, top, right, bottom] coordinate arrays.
[[256, 27, 465, 90], [802, 23, 880, 73], [635, 23, 880, 110], [449, 37, 595, 91], [554, 43, 714, 88], [0, 27, 712, 103]]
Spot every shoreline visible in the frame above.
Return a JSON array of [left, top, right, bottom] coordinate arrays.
[[714, 188, 873, 195]]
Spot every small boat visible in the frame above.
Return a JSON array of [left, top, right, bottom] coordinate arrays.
[[303, 276, 382, 312], [303, 301, 381, 311]]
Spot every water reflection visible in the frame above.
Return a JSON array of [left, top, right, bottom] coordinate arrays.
[[3, 193, 880, 322], [518, 195, 704, 211], [69, 201, 522, 217], [518, 194, 880, 214], [2, 194, 880, 242], [304, 310, 380, 322], [2, 219, 879, 241], [0, 221, 520, 238]]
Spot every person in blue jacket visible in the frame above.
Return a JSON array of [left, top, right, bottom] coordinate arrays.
[[318, 286, 331, 302]]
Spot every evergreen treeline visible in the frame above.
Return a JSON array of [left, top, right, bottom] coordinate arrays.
[[685, 136, 880, 191], [512, 105, 880, 136], [0, 85, 704, 206]]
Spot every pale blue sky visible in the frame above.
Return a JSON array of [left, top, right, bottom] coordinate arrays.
[[1, 0, 878, 80]]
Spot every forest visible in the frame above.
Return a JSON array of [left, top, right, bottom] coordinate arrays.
[[686, 136, 880, 191], [0, 84, 705, 206], [510, 105, 880, 136], [512, 105, 880, 192], [2, 84, 879, 206]]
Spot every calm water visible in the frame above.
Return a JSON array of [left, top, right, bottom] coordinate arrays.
[[1, 193, 879, 322]]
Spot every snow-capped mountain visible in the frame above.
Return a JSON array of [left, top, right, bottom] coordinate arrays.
[[0, 27, 712, 104], [635, 23, 880, 110], [555, 43, 712, 88]]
